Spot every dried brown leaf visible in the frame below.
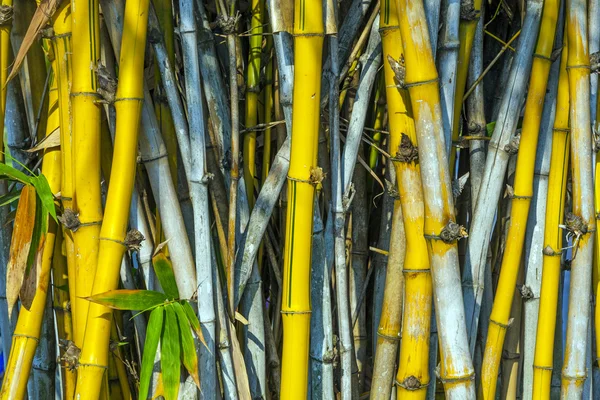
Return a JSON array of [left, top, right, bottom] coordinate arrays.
[[26, 127, 60, 152], [6, 185, 36, 318], [19, 234, 46, 311], [6, 0, 60, 84], [230, 321, 252, 400]]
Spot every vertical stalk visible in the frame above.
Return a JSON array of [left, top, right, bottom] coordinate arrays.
[[74, 0, 150, 397], [461, 0, 543, 352], [561, 0, 596, 395], [0, 68, 61, 400], [280, 0, 324, 396], [179, 0, 217, 394], [71, 0, 102, 347], [243, 0, 264, 208], [479, 1, 559, 397], [0, 0, 12, 163], [396, 0, 476, 397]]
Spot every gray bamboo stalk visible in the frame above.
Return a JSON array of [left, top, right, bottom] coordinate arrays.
[[437, 0, 460, 156], [561, 1, 596, 395], [462, 0, 543, 354], [551, 270, 565, 398], [324, 17, 381, 266], [180, 1, 218, 395], [424, 0, 442, 60], [350, 158, 368, 391], [371, 166, 395, 355], [27, 289, 55, 400], [329, 26, 352, 399], [521, 19, 562, 395], [214, 239, 239, 400], [309, 204, 335, 399], [5, 76, 31, 168], [119, 257, 147, 350], [590, 0, 600, 121]]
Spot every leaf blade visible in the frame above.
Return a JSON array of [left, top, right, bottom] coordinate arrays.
[[86, 290, 168, 311], [139, 306, 164, 400], [161, 305, 181, 400], [151, 252, 180, 299], [173, 302, 200, 388]]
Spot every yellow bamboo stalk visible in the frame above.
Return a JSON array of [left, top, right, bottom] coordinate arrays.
[[280, 0, 324, 396], [74, 0, 150, 397], [0, 71, 61, 400], [395, 0, 476, 396], [50, 1, 77, 340], [479, 1, 559, 398], [532, 30, 569, 399], [243, 0, 264, 208], [0, 0, 12, 161], [374, 0, 431, 397], [53, 230, 76, 399], [71, 0, 102, 347], [261, 38, 273, 186], [449, 0, 483, 172]]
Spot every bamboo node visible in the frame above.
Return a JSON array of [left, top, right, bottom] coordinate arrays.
[[58, 208, 81, 232], [309, 167, 326, 186], [0, 5, 12, 26], [542, 245, 562, 257], [564, 212, 588, 237], [124, 229, 145, 252], [384, 179, 400, 200], [387, 55, 406, 89], [58, 339, 80, 371], [460, 0, 480, 21], [96, 64, 118, 104], [503, 132, 521, 154], [591, 52, 600, 74], [397, 376, 428, 390], [217, 13, 241, 34], [593, 125, 600, 152], [518, 284, 534, 301], [392, 133, 419, 163], [40, 26, 55, 40], [436, 221, 468, 244]]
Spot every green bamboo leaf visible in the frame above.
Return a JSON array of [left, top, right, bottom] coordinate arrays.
[[486, 121, 495, 136], [152, 252, 180, 299], [86, 289, 168, 310], [0, 162, 32, 185], [161, 305, 181, 400], [0, 189, 22, 207], [173, 302, 200, 388], [181, 301, 206, 347], [31, 174, 58, 222], [139, 306, 164, 400]]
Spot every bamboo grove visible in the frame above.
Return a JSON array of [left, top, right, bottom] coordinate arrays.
[[2, 0, 600, 398]]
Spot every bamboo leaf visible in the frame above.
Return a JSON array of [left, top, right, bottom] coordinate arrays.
[[229, 321, 252, 400], [181, 301, 206, 347], [6, 0, 61, 84], [139, 306, 164, 400], [6, 185, 36, 318], [173, 302, 200, 388], [86, 290, 168, 310], [0, 162, 32, 185], [151, 252, 180, 299], [0, 189, 22, 207], [20, 196, 47, 311], [161, 305, 181, 400], [26, 127, 60, 152], [235, 311, 249, 325], [31, 174, 58, 222]]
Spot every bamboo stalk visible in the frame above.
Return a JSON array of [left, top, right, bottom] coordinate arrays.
[[279, 0, 324, 394], [561, 0, 596, 395], [423, 0, 441, 60], [0, 67, 61, 400], [461, 0, 544, 353], [396, 0, 476, 397], [479, 1, 559, 397], [521, 5, 563, 394], [309, 204, 334, 399], [70, 0, 102, 347], [0, 0, 13, 164], [74, 0, 151, 396], [534, 37, 569, 395]]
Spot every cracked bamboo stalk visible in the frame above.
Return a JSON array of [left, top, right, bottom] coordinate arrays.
[[396, 0, 476, 397], [561, 0, 596, 395]]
